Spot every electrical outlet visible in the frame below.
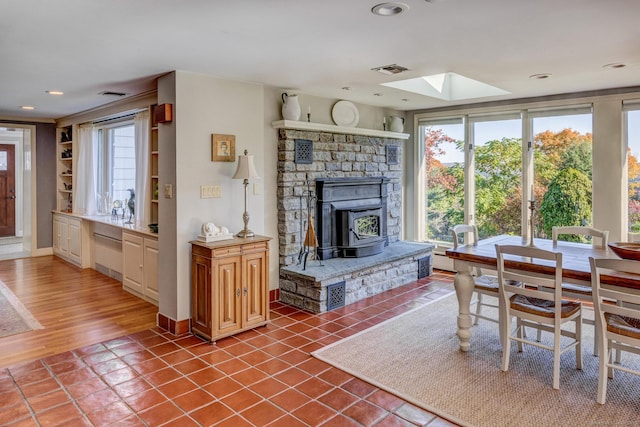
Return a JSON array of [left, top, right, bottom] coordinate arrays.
[[164, 184, 173, 199]]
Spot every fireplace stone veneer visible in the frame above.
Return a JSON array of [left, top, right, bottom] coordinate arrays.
[[275, 124, 432, 312]]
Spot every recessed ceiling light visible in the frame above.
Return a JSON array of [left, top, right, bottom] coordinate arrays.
[[401, 98, 409, 102], [373, 93, 382, 96], [371, 2, 409, 16], [603, 63, 626, 69], [342, 87, 351, 91], [20, 106, 35, 110], [529, 73, 551, 79], [46, 90, 64, 95]]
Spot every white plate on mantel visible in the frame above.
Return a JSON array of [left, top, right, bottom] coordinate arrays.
[[331, 100, 359, 127]]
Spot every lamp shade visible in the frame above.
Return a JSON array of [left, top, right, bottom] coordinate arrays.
[[232, 150, 260, 180]]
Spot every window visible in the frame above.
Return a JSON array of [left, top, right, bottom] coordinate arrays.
[[531, 110, 592, 240], [626, 108, 640, 234], [420, 118, 464, 243], [417, 106, 593, 245], [471, 115, 522, 239], [96, 122, 136, 204]]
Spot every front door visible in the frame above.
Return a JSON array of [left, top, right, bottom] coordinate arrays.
[[0, 144, 16, 237]]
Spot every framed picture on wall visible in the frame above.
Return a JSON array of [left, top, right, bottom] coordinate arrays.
[[211, 134, 236, 162]]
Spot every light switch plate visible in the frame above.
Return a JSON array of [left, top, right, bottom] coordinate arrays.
[[200, 185, 222, 198]]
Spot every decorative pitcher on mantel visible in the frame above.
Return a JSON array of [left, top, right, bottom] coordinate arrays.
[[388, 115, 405, 133], [281, 93, 301, 121]]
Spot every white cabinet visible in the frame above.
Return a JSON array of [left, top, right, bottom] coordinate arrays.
[[68, 218, 82, 265], [52, 212, 88, 268], [122, 231, 158, 304], [53, 214, 69, 259]]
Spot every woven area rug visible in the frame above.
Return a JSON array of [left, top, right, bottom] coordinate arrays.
[[312, 293, 640, 427], [0, 280, 43, 338]]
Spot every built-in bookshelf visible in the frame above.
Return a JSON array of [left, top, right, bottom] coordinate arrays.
[[150, 105, 159, 225], [56, 125, 74, 212]]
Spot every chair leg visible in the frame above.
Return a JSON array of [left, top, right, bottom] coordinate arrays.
[[516, 318, 524, 353], [597, 339, 609, 404], [593, 319, 599, 357], [473, 292, 482, 326], [500, 312, 511, 372], [608, 341, 615, 380], [553, 328, 561, 389], [576, 316, 582, 371]]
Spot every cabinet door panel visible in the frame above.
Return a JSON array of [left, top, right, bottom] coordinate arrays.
[[191, 255, 211, 338], [67, 218, 82, 265], [143, 238, 159, 302], [243, 252, 267, 327], [53, 216, 68, 257], [215, 257, 241, 335], [122, 233, 144, 294]]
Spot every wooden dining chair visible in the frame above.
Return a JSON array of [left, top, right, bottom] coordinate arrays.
[[552, 225, 609, 355], [495, 244, 582, 390], [589, 257, 640, 404], [451, 224, 499, 325]]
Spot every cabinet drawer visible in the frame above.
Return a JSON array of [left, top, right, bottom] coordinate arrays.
[[212, 247, 242, 257], [241, 242, 268, 253]]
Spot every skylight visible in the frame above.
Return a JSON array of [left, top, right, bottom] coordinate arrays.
[[382, 72, 510, 101]]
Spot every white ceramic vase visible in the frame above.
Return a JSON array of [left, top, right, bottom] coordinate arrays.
[[282, 93, 301, 121], [389, 116, 405, 133]]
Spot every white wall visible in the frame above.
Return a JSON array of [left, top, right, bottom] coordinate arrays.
[[158, 71, 265, 321]]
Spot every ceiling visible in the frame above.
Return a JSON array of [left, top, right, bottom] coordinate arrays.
[[2, 0, 639, 121]]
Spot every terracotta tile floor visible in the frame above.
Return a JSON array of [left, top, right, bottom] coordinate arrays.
[[0, 271, 458, 427]]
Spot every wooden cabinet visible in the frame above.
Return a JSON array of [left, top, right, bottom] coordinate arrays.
[[56, 125, 73, 212], [191, 236, 270, 341], [122, 231, 159, 304], [52, 212, 89, 268]]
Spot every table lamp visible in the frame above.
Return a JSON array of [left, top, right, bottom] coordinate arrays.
[[232, 149, 260, 237]]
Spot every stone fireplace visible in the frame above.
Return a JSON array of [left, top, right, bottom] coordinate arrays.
[[274, 122, 433, 312], [316, 177, 389, 260]]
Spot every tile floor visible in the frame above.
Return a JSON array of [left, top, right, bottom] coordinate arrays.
[[0, 271, 458, 427]]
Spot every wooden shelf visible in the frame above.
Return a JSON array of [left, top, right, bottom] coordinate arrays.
[[272, 120, 410, 139]]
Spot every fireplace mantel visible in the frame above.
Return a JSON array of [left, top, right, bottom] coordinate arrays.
[[272, 120, 410, 139]]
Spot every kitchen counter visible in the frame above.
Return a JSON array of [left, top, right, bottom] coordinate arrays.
[[53, 211, 158, 237]]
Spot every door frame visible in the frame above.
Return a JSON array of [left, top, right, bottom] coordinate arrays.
[[0, 143, 16, 237], [0, 124, 39, 256]]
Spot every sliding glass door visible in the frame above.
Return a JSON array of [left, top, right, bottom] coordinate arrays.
[[420, 118, 464, 243], [471, 115, 522, 239], [530, 109, 593, 240]]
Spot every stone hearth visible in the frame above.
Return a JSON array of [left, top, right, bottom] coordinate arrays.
[[280, 241, 433, 313]]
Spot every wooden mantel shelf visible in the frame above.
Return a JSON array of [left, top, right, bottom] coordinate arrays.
[[272, 120, 410, 140]]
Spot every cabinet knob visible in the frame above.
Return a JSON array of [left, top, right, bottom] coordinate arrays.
[[243, 288, 248, 296], [236, 288, 241, 297]]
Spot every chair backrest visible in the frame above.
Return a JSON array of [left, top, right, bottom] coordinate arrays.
[[589, 257, 640, 341], [495, 245, 564, 317], [451, 224, 479, 249], [552, 226, 609, 248]]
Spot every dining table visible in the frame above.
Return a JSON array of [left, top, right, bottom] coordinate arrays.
[[445, 234, 640, 352]]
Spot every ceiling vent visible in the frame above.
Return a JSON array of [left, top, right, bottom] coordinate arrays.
[[99, 91, 128, 97], [371, 64, 409, 75]]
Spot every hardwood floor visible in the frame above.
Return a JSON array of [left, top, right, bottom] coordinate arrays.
[[0, 256, 157, 369]]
